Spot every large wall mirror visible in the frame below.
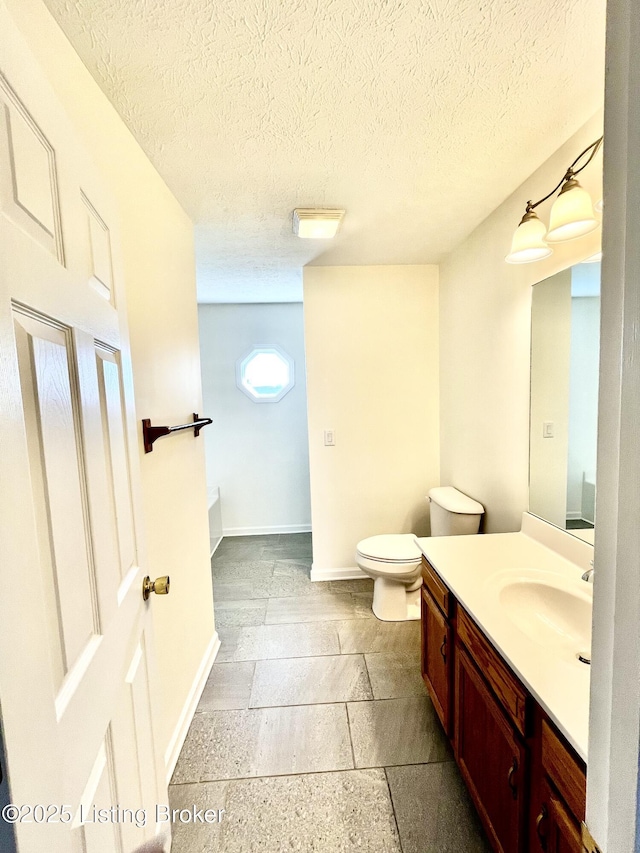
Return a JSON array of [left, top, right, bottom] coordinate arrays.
[[529, 259, 600, 543]]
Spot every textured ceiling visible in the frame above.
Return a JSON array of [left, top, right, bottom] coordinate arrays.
[[44, 0, 605, 302]]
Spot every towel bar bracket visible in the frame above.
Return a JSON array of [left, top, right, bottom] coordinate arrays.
[[142, 412, 212, 453]]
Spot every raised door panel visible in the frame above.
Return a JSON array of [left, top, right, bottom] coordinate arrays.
[[421, 587, 452, 736], [13, 309, 98, 690], [547, 791, 583, 853], [455, 646, 528, 853], [0, 73, 64, 262], [82, 192, 114, 303], [95, 345, 137, 585], [72, 736, 121, 853]]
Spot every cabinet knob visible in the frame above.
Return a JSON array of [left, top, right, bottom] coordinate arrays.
[[507, 757, 518, 800]]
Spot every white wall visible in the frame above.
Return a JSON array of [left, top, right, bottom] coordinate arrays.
[[8, 0, 216, 775], [567, 289, 600, 519], [199, 303, 311, 535], [303, 265, 440, 576], [439, 113, 603, 533], [529, 270, 572, 528]]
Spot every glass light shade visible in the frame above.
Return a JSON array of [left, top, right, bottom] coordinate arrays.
[[546, 179, 599, 242], [505, 211, 553, 264]]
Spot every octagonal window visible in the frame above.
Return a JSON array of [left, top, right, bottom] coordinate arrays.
[[236, 346, 295, 403]]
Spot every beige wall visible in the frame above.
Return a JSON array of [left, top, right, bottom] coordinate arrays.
[[303, 265, 440, 573], [8, 0, 215, 769], [439, 113, 603, 533]]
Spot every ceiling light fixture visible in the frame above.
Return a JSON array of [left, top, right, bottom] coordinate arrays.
[[506, 136, 603, 264], [293, 208, 345, 239]]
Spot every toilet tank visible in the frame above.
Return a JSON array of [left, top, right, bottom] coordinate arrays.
[[428, 486, 484, 537]]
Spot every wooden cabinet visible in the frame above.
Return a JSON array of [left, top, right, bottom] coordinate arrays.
[[421, 587, 453, 736], [456, 646, 528, 853], [420, 555, 587, 853], [546, 791, 583, 853], [535, 779, 583, 853]]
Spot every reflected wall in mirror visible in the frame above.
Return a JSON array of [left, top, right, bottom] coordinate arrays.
[[529, 260, 600, 543]]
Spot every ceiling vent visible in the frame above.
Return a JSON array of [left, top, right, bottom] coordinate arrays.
[[292, 208, 345, 239]]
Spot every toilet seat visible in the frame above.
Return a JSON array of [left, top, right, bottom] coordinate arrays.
[[356, 534, 421, 563], [355, 534, 422, 622]]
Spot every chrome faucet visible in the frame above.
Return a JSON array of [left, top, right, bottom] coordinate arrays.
[[582, 560, 595, 583]]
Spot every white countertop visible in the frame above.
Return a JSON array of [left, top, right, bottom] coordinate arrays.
[[415, 512, 593, 761]]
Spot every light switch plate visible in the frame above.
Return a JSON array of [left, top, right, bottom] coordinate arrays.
[[324, 429, 335, 446]]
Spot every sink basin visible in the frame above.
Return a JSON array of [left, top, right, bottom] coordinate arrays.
[[487, 569, 593, 660]]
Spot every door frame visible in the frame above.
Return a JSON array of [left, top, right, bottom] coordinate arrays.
[[587, 0, 640, 847]]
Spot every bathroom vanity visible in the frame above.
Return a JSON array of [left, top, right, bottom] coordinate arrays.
[[416, 514, 592, 853]]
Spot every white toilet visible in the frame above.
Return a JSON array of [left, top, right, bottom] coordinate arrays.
[[355, 486, 485, 622]]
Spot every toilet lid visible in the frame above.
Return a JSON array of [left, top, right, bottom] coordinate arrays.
[[356, 534, 421, 563]]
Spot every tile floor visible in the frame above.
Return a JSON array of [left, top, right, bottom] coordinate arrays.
[[169, 533, 490, 852]]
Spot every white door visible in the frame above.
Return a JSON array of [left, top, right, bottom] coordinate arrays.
[[0, 12, 167, 853]]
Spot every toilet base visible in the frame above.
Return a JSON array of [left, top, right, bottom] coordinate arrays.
[[372, 576, 421, 622]]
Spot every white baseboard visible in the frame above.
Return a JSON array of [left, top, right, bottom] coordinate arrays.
[[209, 535, 223, 557], [310, 564, 367, 582], [222, 524, 312, 536], [164, 631, 220, 784]]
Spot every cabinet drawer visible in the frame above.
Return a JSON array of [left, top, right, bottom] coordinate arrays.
[[421, 557, 452, 617], [457, 607, 530, 736], [541, 719, 586, 821]]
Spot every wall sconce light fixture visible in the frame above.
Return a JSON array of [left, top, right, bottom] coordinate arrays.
[[506, 137, 603, 264]]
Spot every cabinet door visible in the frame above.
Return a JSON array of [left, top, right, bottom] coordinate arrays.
[[455, 647, 528, 853], [547, 791, 583, 853], [421, 587, 453, 736]]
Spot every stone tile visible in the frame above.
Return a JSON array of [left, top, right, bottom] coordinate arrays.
[[211, 559, 276, 580], [365, 650, 427, 699], [386, 763, 491, 853], [171, 712, 214, 784], [265, 592, 372, 624], [337, 619, 421, 654], [250, 655, 372, 707], [329, 578, 375, 593], [213, 573, 334, 601], [213, 536, 276, 560], [213, 542, 263, 560], [272, 559, 311, 577], [189, 770, 401, 853], [217, 622, 340, 662], [352, 591, 376, 618], [196, 662, 255, 711], [225, 534, 281, 545], [168, 780, 229, 853], [214, 599, 266, 628], [260, 539, 313, 561], [347, 697, 451, 768], [172, 704, 353, 783]]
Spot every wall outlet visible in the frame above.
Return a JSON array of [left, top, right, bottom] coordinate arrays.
[[324, 429, 335, 446]]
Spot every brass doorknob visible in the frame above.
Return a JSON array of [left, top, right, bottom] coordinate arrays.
[[142, 575, 170, 601]]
